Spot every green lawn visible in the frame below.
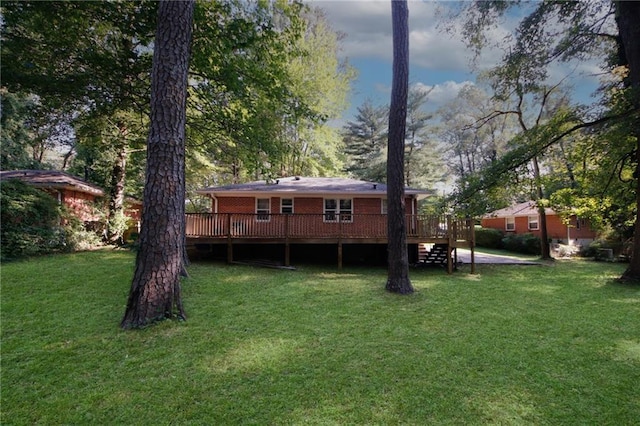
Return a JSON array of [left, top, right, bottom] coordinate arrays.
[[2, 250, 639, 425]]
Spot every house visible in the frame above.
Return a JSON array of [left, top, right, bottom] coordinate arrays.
[[481, 201, 597, 246], [0, 169, 104, 222], [0, 170, 142, 235], [188, 176, 475, 270]]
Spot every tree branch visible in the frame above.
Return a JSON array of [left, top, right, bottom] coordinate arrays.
[[453, 107, 639, 205]]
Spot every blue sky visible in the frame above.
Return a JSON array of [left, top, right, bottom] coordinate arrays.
[[309, 0, 606, 123]]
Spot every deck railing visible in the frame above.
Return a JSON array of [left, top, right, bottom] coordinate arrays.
[[186, 213, 474, 242]]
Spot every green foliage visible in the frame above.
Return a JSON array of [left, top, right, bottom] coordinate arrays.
[[2, 251, 637, 424], [106, 210, 132, 244], [0, 179, 102, 259], [0, 91, 37, 169], [187, 1, 353, 185], [475, 226, 504, 249], [502, 233, 542, 255], [342, 100, 388, 181], [343, 87, 444, 189], [0, 179, 66, 259]]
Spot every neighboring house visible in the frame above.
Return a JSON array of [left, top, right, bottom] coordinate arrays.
[[481, 201, 597, 246], [1, 169, 104, 222], [0, 170, 142, 235], [188, 176, 475, 270]]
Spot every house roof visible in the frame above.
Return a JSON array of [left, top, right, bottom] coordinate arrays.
[[197, 176, 431, 199], [0, 170, 105, 196], [483, 201, 555, 218]]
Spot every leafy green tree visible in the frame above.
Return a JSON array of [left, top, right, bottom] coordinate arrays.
[[2, 0, 156, 242], [449, 0, 640, 265], [187, 2, 352, 187], [278, 7, 355, 177], [0, 91, 36, 169]]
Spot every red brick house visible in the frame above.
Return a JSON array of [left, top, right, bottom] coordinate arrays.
[[1, 170, 104, 222], [481, 201, 597, 246], [188, 176, 475, 270], [1, 170, 142, 235]]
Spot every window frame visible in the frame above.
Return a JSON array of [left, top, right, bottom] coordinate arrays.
[[505, 216, 515, 231], [280, 198, 294, 214], [256, 198, 270, 222], [381, 198, 388, 214], [324, 198, 353, 222], [528, 215, 539, 230]]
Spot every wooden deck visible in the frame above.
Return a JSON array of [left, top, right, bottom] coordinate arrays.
[[186, 213, 475, 271]]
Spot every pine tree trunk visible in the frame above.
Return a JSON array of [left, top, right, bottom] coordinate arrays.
[[386, 0, 414, 295], [616, 1, 640, 282], [121, 0, 194, 329]]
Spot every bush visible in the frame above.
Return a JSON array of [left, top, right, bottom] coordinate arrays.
[[475, 227, 504, 249], [502, 233, 541, 255], [580, 238, 624, 259], [1, 179, 67, 259], [0, 179, 102, 259]]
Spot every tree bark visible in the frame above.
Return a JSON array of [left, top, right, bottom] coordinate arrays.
[[107, 141, 127, 244], [532, 156, 552, 259], [121, 0, 194, 329], [386, 0, 414, 294], [616, 1, 640, 282]]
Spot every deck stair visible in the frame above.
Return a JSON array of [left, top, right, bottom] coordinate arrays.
[[419, 243, 451, 265]]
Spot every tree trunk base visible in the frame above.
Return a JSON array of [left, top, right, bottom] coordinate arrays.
[[618, 269, 640, 285], [385, 278, 414, 294]]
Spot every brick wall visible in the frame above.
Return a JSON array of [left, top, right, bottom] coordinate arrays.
[[481, 213, 597, 243], [61, 190, 100, 222], [215, 195, 414, 215]]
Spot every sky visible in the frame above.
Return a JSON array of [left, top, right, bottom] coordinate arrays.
[[307, 0, 607, 123]]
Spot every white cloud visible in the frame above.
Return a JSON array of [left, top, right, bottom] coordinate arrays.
[[312, 0, 511, 73], [413, 80, 475, 108]]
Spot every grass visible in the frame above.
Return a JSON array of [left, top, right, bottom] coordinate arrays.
[[2, 250, 639, 425]]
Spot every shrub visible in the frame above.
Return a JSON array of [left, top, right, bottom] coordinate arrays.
[[0, 179, 102, 259], [580, 238, 624, 259], [1, 179, 67, 259], [502, 233, 541, 255], [475, 227, 504, 249]]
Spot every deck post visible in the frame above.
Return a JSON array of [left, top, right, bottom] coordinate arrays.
[[338, 216, 343, 269], [446, 215, 454, 274], [284, 214, 290, 267], [468, 217, 476, 274], [226, 213, 233, 264]]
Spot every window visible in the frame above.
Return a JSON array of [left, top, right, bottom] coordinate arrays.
[[324, 198, 352, 222], [528, 215, 539, 230], [381, 199, 388, 214], [256, 198, 270, 221], [506, 217, 515, 231], [576, 218, 587, 230], [281, 198, 294, 214]]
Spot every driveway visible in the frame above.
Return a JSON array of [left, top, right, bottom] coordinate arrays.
[[455, 248, 540, 265]]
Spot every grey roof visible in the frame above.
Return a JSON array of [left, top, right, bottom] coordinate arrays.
[[0, 170, 105, 196], [483, 201, 555, 218], [198, 176, 430, 198]]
